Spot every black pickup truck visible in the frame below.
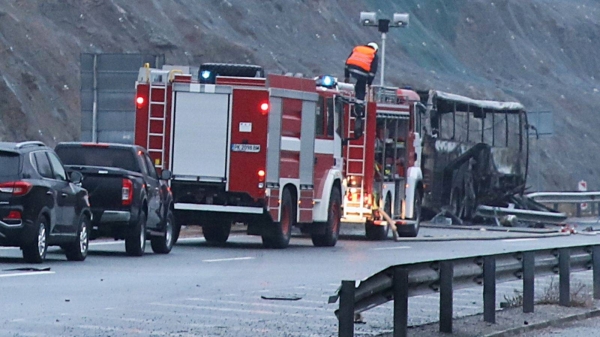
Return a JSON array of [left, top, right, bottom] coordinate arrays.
[[55, 142, 177, 256]]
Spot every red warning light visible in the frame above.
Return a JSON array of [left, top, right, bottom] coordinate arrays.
[[136, 96, 145, 108], [260, 102, 269, 115]]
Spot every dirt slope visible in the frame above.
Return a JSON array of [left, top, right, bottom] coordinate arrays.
[[0, 0, 599, 190]]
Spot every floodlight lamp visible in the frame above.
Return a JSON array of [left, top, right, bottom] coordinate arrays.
[[360, 12, 377, 26], [392, 13, 410, 27]]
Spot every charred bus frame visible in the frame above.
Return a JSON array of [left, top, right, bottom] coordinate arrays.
[[417, 90, 529, 221]]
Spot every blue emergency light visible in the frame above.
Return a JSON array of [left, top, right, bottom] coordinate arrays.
[[201, 70, 212, 80], [316, 75, 337, 89]]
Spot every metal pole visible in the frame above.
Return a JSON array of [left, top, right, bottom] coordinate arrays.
[[483, 256, 496, 324], [559, 248, 570, 306], [523, 252, 535, 313], [92, 53, 98, 143], [393, 268, 409, 337], [593, 246, 600, 300], [380, 32, 386, 86], [439, 261, 454, 333], [339, 280, 355, 337]]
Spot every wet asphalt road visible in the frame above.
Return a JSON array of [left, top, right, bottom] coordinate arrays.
[[1, 226, 599, 337]]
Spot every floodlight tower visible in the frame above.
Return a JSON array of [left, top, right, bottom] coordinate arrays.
[[360, 12, 409, 86]]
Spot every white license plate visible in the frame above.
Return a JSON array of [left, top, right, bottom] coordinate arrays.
[[231, 144, 260, 153]]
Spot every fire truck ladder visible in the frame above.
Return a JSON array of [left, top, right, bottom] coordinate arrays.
[[146, 70, 170, 169], [344, 101, 369, 220]]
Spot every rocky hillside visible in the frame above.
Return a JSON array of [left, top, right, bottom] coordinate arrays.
[[0, 0, 599, 191]]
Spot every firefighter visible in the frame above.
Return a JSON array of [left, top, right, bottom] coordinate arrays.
[[344, 42, 379, 106]]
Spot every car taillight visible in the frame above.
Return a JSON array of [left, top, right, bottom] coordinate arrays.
[[0, 181, 33, 196], [122, 179, 133, 206], [4, 210, 21, 220]]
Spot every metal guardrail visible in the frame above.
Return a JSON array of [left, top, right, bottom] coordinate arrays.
[[331, 244, 600, 337], [476, 205, 567, 224], [527, 191, 600, 204], [527, 191, 600, 218]]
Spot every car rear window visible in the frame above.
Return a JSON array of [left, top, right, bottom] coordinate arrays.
[[55, 146, 140, 172], [0, 151, 20, 177]]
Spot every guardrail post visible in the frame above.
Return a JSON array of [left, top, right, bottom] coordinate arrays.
[[576, 204, 581, 217], [439, 261, 453, 333], [559, 248, 570, 306], [483, 256, 496, 323], [339, 280, 355, 337], [592, 203, 596, 216], [393, 268, 409, 337], [593, 246, 600, 300], [523, 252, 535, 313]]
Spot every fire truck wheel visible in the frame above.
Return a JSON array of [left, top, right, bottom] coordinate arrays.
[[262, 188, 294, 249], [311, 187, 341, 247], [202, 221, 232, 244], [401, 189, 421, 237], [365, 194, 391, 240]]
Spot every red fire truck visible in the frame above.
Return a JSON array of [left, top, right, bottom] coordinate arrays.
[[341, 86, 424, 240], [134, 63, 354, 248]]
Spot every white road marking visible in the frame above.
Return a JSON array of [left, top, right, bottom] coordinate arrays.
[[0, 271, 55, 278], [202, 256, 255, 263], [501, 238, 538, 243], [1, 235, 241, 250], [89, 241, 123, 246], [371, 246, 411, 251]]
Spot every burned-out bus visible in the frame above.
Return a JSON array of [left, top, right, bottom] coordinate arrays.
[[418, 90, 530, 221]]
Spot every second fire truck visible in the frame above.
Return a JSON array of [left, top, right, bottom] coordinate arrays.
[[341, 85, 424, 240]]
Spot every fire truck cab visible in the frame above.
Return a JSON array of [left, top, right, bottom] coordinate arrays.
[[134, 64, 351, 248], [342, 85, 424, 240]]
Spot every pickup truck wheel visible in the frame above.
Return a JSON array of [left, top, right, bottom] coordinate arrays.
[[125, 211, 146, 256], [262, 188, 294, 249], [64, 215, 90, 261], [311, 187, 341, 247], [172, 221, 182, 244], [22, 215, 48, 264], [151, 211, 175, 254], [203, 221, 231, 244]]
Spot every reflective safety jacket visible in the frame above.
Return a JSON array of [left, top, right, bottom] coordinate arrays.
[[345, 45, 379, 80]]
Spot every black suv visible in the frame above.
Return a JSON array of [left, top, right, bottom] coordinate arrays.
[[0, 141, 91, 263]]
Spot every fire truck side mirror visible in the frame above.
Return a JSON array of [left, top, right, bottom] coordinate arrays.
[[160, 169, 172, 180]]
